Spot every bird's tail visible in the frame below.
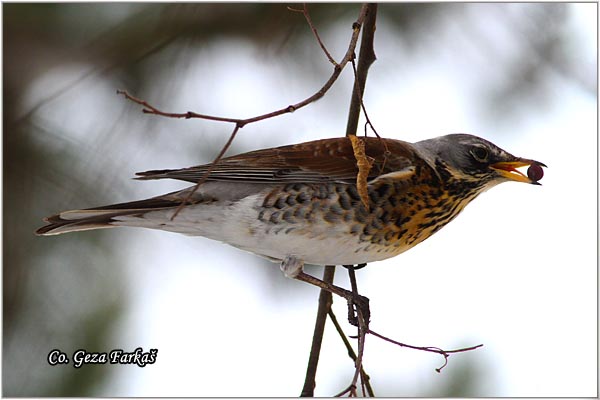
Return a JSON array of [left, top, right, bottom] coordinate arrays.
[[36, 196, 186, 236]]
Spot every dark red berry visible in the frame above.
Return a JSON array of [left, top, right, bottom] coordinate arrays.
[[527, 163, 544, 182]]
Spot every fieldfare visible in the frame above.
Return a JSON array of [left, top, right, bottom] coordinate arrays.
[[37, 134, 545, 306]]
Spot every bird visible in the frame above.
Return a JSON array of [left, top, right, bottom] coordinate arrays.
[[36, 134, 545, 308]]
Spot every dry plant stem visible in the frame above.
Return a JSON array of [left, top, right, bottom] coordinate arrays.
[[348, 135, 373, 210], [300, 265, 335, 397], [368, 329, 484, 373]]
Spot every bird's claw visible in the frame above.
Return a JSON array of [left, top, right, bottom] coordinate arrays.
[[347, 293, 370, 328]]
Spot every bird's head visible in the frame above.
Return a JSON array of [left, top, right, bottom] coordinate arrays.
[[414, 133, 546, 191]]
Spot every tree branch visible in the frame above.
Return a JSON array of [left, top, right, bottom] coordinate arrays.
[[117, 5, 368, 128], [328, 309, 374, 397], [288, 4, 338, 66], [286, 4, 369, 397], [368, 329, 484, 373], [299, 4, 378, 397], [303, 4, 381, 397], [337, 4, 378, 396], [346, 3, 378, 137], [300, 265, 336, 397]]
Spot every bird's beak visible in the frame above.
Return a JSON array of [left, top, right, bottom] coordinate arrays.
[[490, 158, 547, 185]]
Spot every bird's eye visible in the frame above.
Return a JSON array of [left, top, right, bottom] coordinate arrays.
[[470, 146, 489, 163]]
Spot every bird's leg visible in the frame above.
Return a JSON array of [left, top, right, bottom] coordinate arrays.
[[343, 264, 370, 326], [281, 256, 370, 327]]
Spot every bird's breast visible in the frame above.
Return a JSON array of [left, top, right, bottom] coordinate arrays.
[[249, 180, 474, 264]]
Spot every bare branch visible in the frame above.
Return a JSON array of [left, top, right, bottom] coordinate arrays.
[[294, 4, 338, 66], [346, 3, 378, 137], [170, 123, 242, 220], [328, 309, 374, 397], [331, 4, 378, 396], [118, 5, 368, 128], [338, 265, 370, 397], [368, 329, 484, 373], [288, 5, 371, 396], [300, 265, 335, 397], [301, 4, 381, 397], [349, 59, 382, 139], [117, 89, 243, 124]]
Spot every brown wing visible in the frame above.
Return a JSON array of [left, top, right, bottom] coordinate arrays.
[[135, 137, 419, 184]]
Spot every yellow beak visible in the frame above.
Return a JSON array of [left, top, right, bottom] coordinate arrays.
[[490, 159, 546, 185]]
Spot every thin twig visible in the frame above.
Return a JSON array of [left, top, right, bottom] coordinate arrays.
[[287, 4, 338, 66], [353, 308, 368, 396], [349, 59, 381, 139], [368, 329, 484, 373], [117, 90, 243, 124], [328, 309, 374, 397], [118, 5, 367, 128], [170, 123, 241, 219], [333, 308, 368, 397]]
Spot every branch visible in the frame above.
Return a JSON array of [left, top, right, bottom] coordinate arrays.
[[328, 4, 379, 397], [300, 265, 335, 397], [328, 309, 374, 397], [334, 293, 369, 397], [117, 5, 369, 128], [283, 4, 369, 397], [368, 329, 484, 373], [351, 59, 382, 139], [170, 124, 241, 219], [288, 4, 338, 66], [346, 3, 378, 137]]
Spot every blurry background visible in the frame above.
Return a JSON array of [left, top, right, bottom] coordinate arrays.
[[3, 3, 597, 396]]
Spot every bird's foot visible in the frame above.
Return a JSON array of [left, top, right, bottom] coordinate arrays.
[[280, 255, 304, 279], [285, 257, 371, 328], [346, 291, 370, 327], [342, 264, 370, 327]]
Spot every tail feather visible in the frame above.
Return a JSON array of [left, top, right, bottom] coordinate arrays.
[[36, 197, 184, 236]]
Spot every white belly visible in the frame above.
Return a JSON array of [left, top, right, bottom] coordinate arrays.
[[112, 193, 397, 265]]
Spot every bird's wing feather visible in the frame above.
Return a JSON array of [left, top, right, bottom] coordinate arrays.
[[135, 137, 419, 184], [36, 138, 423, 236]]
